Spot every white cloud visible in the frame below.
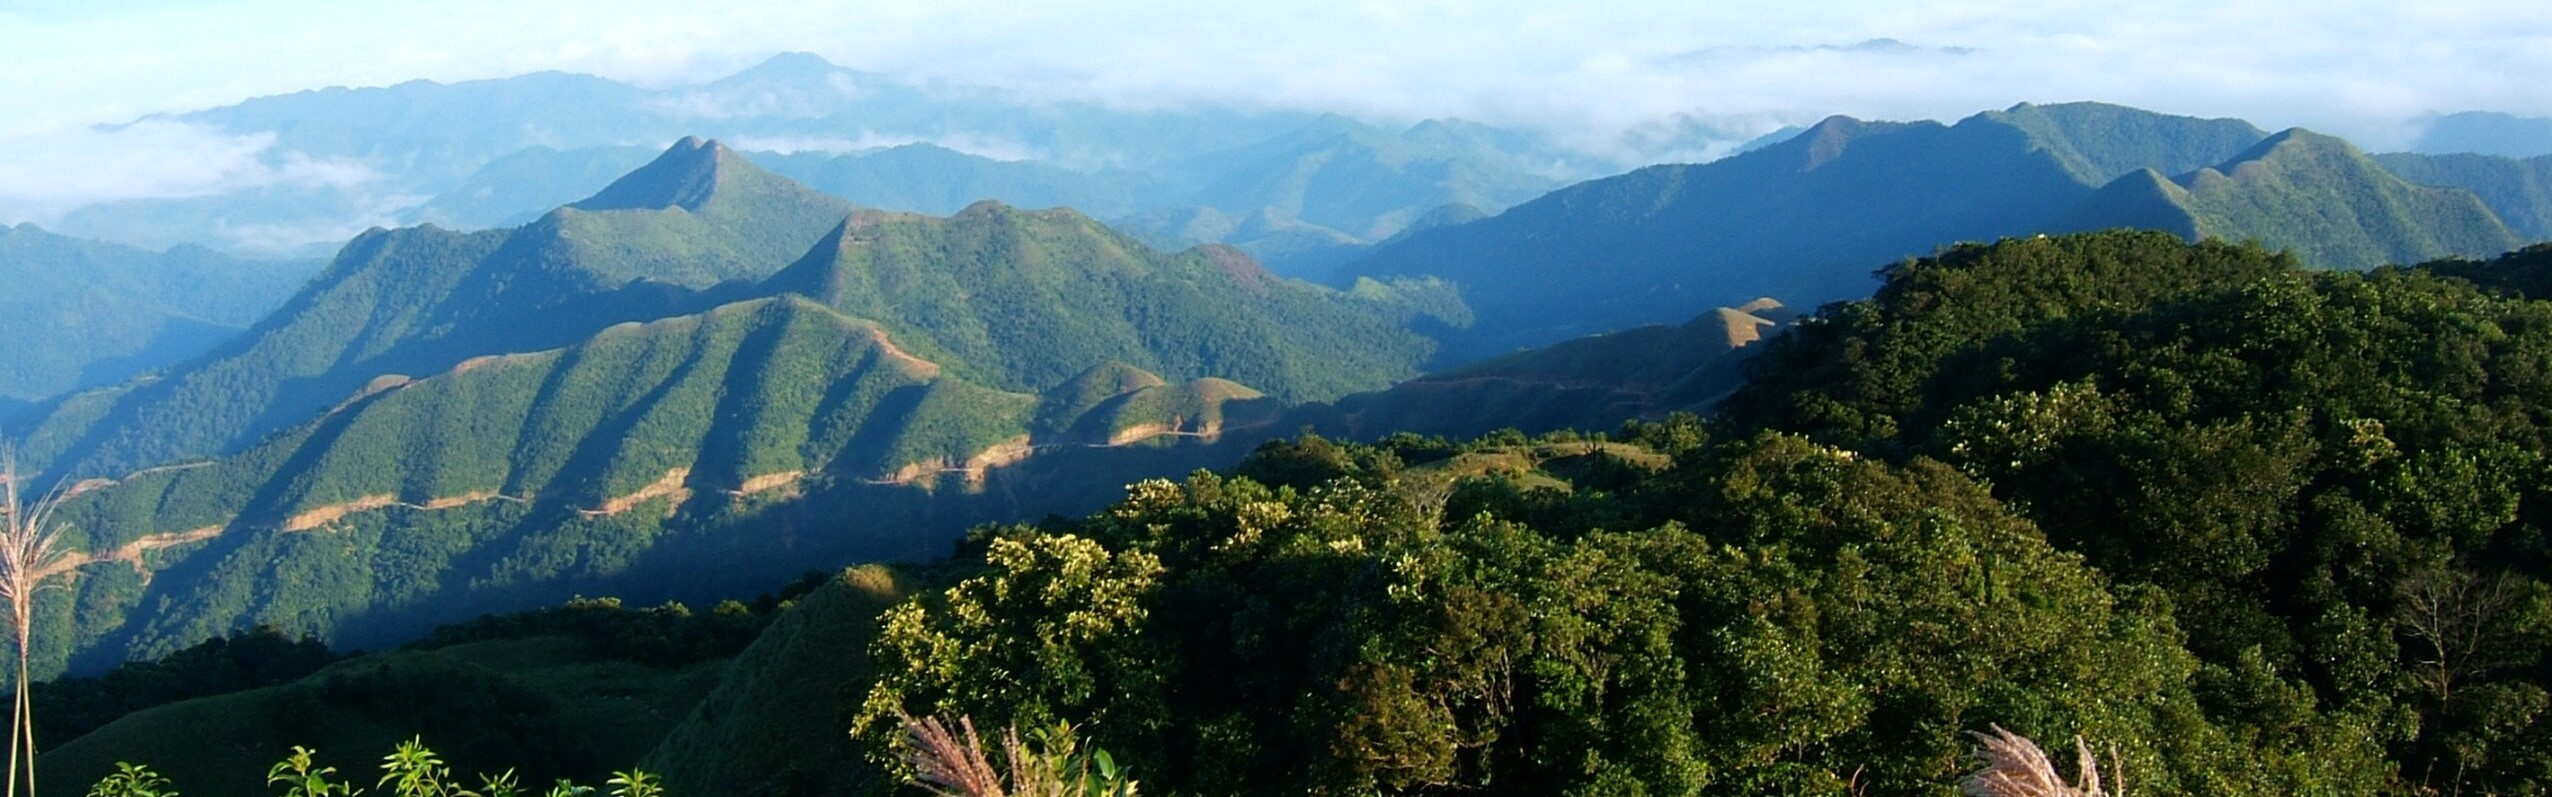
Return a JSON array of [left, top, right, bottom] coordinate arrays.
[[0, 120, 381, 223], [0, 0, 2548, 221]]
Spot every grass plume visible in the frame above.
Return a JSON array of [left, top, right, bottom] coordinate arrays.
[[1961, 724, 2116, 797], [0, 447, 74, 797], [896, 711, 1136, 797]]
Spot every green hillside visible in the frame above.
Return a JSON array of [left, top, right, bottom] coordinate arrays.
[[0, 225, 312, 401], [2378, 150, 2552, 239], [1977, 101, 2267, 183], [2069, 130, 2524, 268], [766, 202, 1442, 401], [33, 296, 996, 667], [7, 139, 854, 481], [22, 243, 1410, 681], [641, 565, 919, 797]]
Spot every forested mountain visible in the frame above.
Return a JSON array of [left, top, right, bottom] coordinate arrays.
[[2378, 150, 2552, 239], [0, 226, 312, 400], [2061, 130, 2521, 268], [1340, 102, 2270, 357], [44, 233, 2552, 797], [7, 139, 854, 481], [850, 233, 2552, 796], [762, 202, 1444, 400], [9, 137, 1462, 690], [1344, 102, 2530, 359]]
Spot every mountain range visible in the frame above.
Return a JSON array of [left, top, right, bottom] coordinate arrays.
[[45, 54, 1587, 275], [1341, 101, 2532, 358], [15, 137, 1470, 677], [11, 96, 2552, 692]]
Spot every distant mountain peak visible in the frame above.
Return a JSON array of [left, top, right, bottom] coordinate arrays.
[[724, 51, 849, 85], [1785, 115, 1907, 170], [570, 137, 760, 212]]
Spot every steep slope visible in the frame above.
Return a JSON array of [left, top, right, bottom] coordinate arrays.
[[2378, 151, 2552, 239], [642, 567, 916, 797], [0, 226, 313, 401], [765, 202, 1441, 401], [36, 598, 773, 797], [2066, 130, 2523, 268], [7, 139, 854, 480], [1344, 102, 2264, 356]]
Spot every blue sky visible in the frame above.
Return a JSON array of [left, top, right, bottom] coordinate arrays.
[[1, 0, 2548, 218]]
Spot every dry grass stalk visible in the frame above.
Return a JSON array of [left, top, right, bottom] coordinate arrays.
[[897, 710, 1135, 797], [901, 712, 1010, 797], [1961, 724, 2116, 797], [0, 448, 74, 797]]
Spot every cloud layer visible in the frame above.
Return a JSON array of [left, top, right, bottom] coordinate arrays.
[[3, 0, 2548, 221]]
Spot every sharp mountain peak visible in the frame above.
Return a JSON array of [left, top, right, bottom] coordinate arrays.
[[570, 137, 763, 213]]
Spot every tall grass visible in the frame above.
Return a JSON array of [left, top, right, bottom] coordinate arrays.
[[896, 711, 1138, 797], [0, 449, 73, 797], [1961, 725, 2117, 797]]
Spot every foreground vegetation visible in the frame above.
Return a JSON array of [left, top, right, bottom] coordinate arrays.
[[46, 232, 2552, 795]]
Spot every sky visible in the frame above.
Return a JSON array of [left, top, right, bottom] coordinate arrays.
[[2, 0, 2549, 220]]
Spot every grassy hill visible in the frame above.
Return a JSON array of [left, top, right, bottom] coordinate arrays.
[[0, 226, 313, 402], [33, 584, 816, 797], [641, 565, 920, 797]]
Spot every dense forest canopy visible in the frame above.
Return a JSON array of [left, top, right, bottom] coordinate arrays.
[[854, 233, 2552, 796]]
